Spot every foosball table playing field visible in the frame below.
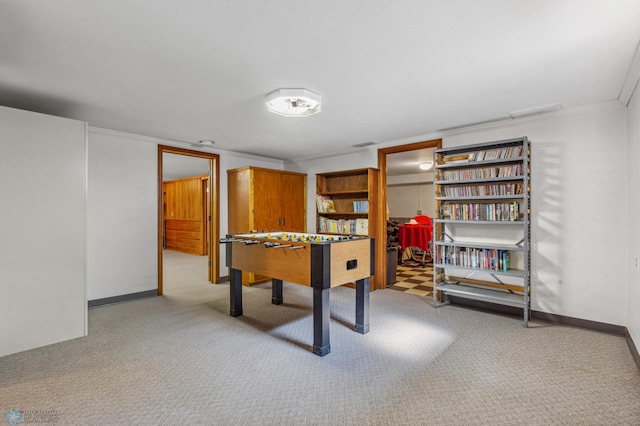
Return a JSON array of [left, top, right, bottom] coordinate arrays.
[[221, 232, 375, 356]]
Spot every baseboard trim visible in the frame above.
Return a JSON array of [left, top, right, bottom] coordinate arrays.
[[445, 296, 625, 335], [88, 290, 157, 308], [625, 329, 640, 372], [531, 310, 625, 336], [219, 275, 229, 283]]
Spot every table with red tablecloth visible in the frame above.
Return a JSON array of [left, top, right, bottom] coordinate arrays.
[[398, 223, 433, 265], [398, 223, 432, 252]]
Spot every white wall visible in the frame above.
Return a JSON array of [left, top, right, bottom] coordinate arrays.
[[387, 172, 435, 219], [0, 106, 87, 357], [386, 183, 434, 219], [87, 128, 283, 297], [626, 88, 640, 350], [290, 102, 629, 327], [443, 102, 629, 325], [87, 129, 159, 300]]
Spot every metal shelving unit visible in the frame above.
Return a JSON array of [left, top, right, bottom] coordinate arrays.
[[432, 137, 531, 326]]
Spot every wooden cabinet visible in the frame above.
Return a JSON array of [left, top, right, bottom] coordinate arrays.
[[315, 168, 384, 289], [163, 175, 208, 255], [227, 166, 307, 284]]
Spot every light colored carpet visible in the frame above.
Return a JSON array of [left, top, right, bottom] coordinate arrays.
[[1, 250, 639, 425]]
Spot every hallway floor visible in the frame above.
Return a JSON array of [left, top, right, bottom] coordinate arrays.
[[389, 261, 433, 297]]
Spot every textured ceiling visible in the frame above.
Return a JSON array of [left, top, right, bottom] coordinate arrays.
[[1, 1, 639, 162]]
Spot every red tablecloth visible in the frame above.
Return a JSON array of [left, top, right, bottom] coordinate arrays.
[[398, 224, 432, 252]]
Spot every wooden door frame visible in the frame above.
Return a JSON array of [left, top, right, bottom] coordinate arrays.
[[158, 145, 220, 295], [377, 139, 442, 287]]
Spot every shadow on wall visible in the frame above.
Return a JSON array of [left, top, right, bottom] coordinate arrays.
[[531, 141, 564, 313]]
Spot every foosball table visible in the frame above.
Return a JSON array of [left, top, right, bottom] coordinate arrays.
[[221, 232, 375, 356]]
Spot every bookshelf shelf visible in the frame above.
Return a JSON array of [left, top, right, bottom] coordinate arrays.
[[436, 196, 525, 201], [436, 282, 525, 306], [316, 168, 383, 288], [317, 190, 369, 196], [320, 212, 369, 216], [435, 219, 524, 225], [433, 137, 531, 326], [436, 176, 526, 185], [434, 264, 526, 278], [434, 241, 524, 251], [437, 156, 526, 169]]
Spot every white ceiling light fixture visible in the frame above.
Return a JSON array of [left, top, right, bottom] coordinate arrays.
[[419, 161, 433, 171], [265, 88, 322, 117]]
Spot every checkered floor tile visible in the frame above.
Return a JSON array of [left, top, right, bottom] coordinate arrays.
[[389, 261, 433, 297]]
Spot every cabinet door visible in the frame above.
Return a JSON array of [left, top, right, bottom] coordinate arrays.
[[227, 169, 252, 234], [253, 169, 283, 232], [280, 173, 306, 232]]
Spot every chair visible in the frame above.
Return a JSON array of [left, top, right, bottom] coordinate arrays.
[[402, 216, 433, 266], [413, 215, 432, 226]]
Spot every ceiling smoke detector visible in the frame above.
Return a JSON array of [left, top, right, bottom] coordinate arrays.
[[265, 88, 322, 117]]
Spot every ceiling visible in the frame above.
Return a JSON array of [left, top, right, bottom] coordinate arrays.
[[1, 1, 639, 162]]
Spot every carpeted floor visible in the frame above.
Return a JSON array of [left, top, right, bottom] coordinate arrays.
[[1, 250, 639, 425]]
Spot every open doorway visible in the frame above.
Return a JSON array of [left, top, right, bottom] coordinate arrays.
[[157, 145, 220, 295], [378, 139, 442, 288]]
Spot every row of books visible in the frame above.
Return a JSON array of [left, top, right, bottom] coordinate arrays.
[[318, 217, 368, 235], [439, 164, 522, 181], [353, 200, 369, 212], [316, 195, 369, 213], [440, 202, 520, 221], [440, 183, 523, 197], [316, 195, 336, 213], [468, 146, 524, 162], [435, 246, 511, 271]]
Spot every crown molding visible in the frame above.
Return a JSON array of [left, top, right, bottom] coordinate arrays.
[[619, 41, 640, 107], [88, 126, 283, 165]]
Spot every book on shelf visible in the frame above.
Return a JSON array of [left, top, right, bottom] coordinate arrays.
[[435, 246, 511, 271], [355, 218, 368, 235], [468, 146, 524, 162], [440, 146, 524, 165], [440, 202, 520, 221], [441, 182, 523, 197], [442, 154, 470, 164], [317, 217, 368, 235], [439, 164, 523, 181], [353, 200, 369, 213], [316, 195, 336, 213]]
